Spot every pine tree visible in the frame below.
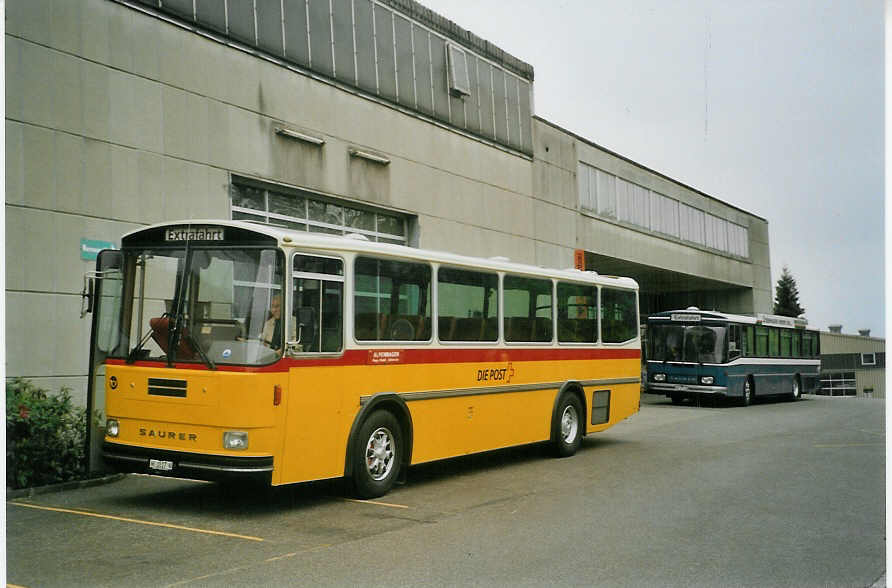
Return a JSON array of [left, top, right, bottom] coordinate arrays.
[[773, 266, 805, 317]]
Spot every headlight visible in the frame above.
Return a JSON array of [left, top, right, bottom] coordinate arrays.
[[106, 419, 119, 438], [700, 376, 715, 385], [653, 373, 667, 382], [223, 431, 249, 450]]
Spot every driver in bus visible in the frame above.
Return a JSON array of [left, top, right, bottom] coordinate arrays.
[[261, 294, 296, 350]]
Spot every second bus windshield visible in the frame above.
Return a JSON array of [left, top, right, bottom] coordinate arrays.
[[649, 324, 727, 364]]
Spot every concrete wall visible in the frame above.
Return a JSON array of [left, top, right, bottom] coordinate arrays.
[[5, 0, 538, 403], [820, 332, 886, 355]]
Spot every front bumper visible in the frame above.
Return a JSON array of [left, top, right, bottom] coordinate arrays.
[[648, 383, 728, 396], [103, 442, 273, 483]]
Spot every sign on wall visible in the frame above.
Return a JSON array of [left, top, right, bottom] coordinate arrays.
[[80, 239, 116, 261]]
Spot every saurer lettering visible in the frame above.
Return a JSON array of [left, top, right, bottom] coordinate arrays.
[[139, 428, 198, 441]]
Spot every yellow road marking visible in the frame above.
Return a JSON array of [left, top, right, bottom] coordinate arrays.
[[9, 502, 263, 542], [8, 584, 30, 588], [814, 443, 885, 448], [341, 497, 410, 509]]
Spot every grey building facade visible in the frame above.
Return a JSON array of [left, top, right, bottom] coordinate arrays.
[[819, 329, 886, 398], [6, 0, 771, 404]]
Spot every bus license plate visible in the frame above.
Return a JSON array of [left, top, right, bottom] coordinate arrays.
[[149, 459, 174, 471]]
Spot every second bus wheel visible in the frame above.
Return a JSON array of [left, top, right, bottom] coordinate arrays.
[[741, 377, 754, 407], [352, 410, 402, 499], [790, 375, 802, 401], [552, 393, 584, 457]]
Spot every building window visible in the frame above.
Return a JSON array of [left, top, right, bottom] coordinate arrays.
[[577, 162, 749, 259], [447, 44, 471, 97], [820, 372, 856, 396], [231, 181, 409, 245], [861, 352, 877, 366]]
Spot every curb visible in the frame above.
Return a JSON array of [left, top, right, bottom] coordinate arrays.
[[7, 473, 128, 500]]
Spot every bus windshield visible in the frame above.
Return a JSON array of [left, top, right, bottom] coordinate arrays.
[[649, 323, 727, 364], [107, 246, 284, 366]]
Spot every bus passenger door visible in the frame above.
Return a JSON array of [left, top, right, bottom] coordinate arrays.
[[281, 255, 347, 483], [83, 250, 124, 473]]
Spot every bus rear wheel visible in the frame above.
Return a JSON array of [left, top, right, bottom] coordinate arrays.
[[552, 394, 583, 457], [741, 377, 754, 407], [352, 410, 402, 499], [790, 375, 802, 401]]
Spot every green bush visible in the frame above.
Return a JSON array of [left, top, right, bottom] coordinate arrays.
[[6, 378, 87, 490]]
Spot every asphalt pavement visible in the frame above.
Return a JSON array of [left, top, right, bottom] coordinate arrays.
[[6, 394, 886, 587]]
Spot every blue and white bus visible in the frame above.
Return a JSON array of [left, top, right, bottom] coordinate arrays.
[[645, 308, 821, 405]]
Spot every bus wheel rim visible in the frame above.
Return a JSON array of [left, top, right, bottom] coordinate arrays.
[[561, 405, 579, 443], [793, 378, 800, 397], [365, 427, 395, 481]]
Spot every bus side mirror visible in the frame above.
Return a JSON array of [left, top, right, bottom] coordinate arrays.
[[80, 275, 95, 318]]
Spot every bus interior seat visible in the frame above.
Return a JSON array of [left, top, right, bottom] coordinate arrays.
[[438, 316, 457, 340], [355, 313, 387, 341], [414, 316, 431, 340], [149, 316, 195, 359]]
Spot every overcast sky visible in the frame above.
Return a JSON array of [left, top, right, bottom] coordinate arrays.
[[420, 0, 885, 336]]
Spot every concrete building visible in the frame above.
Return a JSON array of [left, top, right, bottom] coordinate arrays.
[[6, 0, 771, 404], [819, 328, 886, 398]]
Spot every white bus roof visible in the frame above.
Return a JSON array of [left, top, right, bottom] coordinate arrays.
[[647, 308, 810, 329], [123, 219, 639, 290]]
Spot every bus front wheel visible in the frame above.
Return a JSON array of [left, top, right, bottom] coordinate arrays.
[[352, 410, 402, 499], [552, 393, 583, 457]]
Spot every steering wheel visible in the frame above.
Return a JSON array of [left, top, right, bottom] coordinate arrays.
[[389, 318, 415, 341]]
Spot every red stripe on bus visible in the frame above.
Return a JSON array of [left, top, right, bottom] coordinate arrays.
[[106, 347, 640, 373]]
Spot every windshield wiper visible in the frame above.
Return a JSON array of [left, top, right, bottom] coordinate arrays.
[[126, 313, 167, 364], [167, 311, 217, 370], [185, 330, 216, 370]]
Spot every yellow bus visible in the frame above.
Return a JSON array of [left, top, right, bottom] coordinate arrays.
[[85, 220, 640, 497]]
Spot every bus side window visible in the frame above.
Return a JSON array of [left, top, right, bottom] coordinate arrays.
[[768, 327, 780, 357], [792, 330, 802, 357], [557, 282, 597, 343], [354, 257, 431, 342], [293, 254, 344, 353], [729, 325, 741, 359], [503, 275, 553, 343], [437, 268, 499, 343], [755, 326, 769, 357], [600, 288, 638, 344]]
